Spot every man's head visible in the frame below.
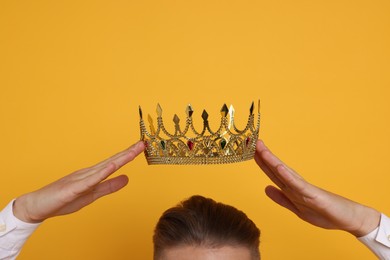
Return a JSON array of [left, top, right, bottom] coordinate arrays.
[[153, 195, 261, 260]]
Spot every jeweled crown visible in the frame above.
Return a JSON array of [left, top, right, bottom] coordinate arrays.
[[139, 101, 260, 165]]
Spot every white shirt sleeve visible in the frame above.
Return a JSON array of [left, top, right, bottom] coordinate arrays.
[[0, 200, 41, 260], [357, 213, 390, 260]]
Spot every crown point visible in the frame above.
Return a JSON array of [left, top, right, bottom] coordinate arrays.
[[250, 101, 254, 115], [139, 106, 143, 119], [156, 103, 163, 117], [258, 99, 261, 114], [202, 110, 209, 121], [229, 105, 235, 116], [186, 104, 194, 117], [173, 114, 180, 124], [147, 114, 156, 135], [220, 104, 229, 117]]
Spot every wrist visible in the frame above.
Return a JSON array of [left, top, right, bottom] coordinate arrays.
[[13, 194, 42, 224], [348, 205, 381, 237]]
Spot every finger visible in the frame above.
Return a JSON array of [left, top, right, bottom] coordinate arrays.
[[67, 163, 114, 196], [71, 160, 129, 196], [254, 151, 285, 189], [91, 175, 129, 200], [255, 139, 268, 154], [255, 139, 284, 167], [78, 141, 145, 179], [254, 140, 285, 188], [56, 175, 130, 215], [99, 141, 145, 170], [276, 164, 315, 199], [92, 141, 145, 170], [260, 148, 303, 181], [265, 185, 300, 215], [75, 140, 143, 192]]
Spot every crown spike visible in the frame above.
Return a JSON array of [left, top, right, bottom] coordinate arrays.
[[220, 104, 229, 117], [202, 110, 209, 121], [186, 104, 194, 117], [156, 103, 163, 117], [173, 114, 180, 124], [229, 105, 235, 117], [258, 99, 260, 114], [228, 105, 235, 130], [139, 106, 143, 119], [147, 114, 156, 135], [250, 101, 254, 115]]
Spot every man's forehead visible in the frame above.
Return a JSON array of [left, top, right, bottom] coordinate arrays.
[[160, 245, 253, 260]]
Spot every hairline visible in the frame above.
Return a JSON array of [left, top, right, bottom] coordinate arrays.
[[156, 242, 260, 260]]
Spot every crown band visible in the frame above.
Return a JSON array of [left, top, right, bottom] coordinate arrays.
[[139, 101, 260, 165]]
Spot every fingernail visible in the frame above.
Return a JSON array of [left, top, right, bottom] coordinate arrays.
[[137, 141, 145, 149]]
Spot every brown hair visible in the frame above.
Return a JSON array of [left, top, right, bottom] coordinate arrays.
[[153, 195, 260, 259]]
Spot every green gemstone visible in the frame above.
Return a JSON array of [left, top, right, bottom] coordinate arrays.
[[160, 140, 166, 150], [220, 139, 227, 149]]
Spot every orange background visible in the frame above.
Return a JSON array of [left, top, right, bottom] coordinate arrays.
[[0, 1, 389, 259]]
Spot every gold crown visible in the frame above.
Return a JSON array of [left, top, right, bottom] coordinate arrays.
[[139, 101, 260, 165]]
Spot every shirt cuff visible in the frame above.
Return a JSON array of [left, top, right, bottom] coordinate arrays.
[[0, 200, 41, 259], [357, 213, 390, 259]]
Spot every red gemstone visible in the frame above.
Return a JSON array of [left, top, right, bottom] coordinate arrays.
[[144, 141, 148, 148], [187, 140, 194, 150], [245, 137, 251, 147]]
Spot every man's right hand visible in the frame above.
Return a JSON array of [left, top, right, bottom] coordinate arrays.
[[254, 140, 380, 237]]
